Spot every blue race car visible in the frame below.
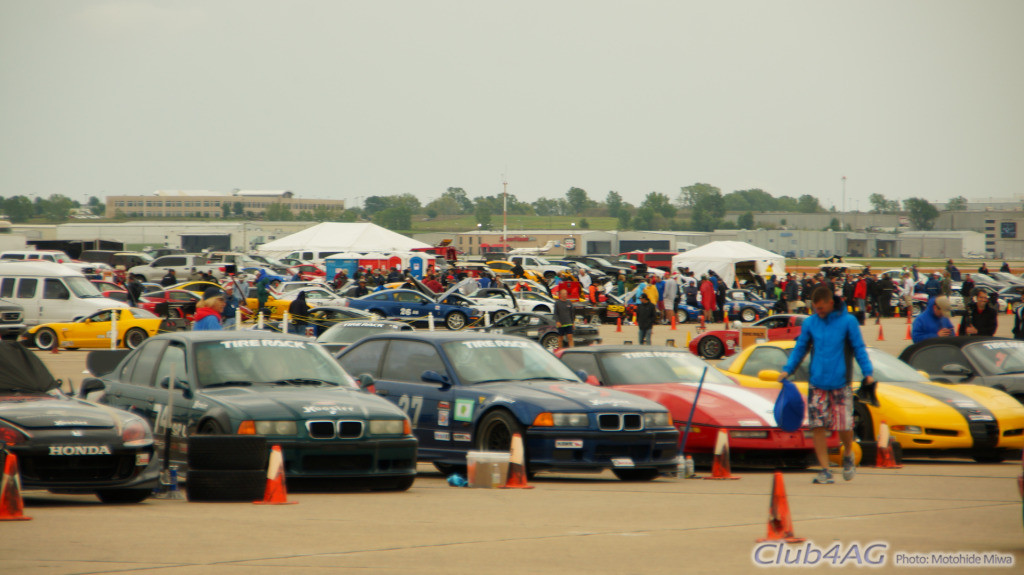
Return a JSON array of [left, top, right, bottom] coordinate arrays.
[[344, 289, 481, 330], [336, 332, 679, 480]]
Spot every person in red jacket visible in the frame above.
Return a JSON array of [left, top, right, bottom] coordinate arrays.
[[853, 274, 868, 325], [699, 275, 717, 323]]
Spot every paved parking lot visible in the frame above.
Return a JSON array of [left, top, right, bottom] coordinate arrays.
[[4, 317, 1023, 574]]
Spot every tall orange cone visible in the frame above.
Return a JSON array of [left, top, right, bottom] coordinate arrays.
[[0, 452, 32, 521], [698, 314, 706, 333], [875, 421, 902, 469], [503, 433, 534, 489], [877, 323, 885, 341], [670, 312, 677, 330], [616, 316, 622, 332], [904, 323, 912, 340], [254, 445, 298, 505], [894, 306, 900, 318], [756, 471, 804, 543], [704, 430, 740, 480]]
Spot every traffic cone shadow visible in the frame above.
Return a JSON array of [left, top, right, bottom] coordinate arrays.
[[0, 451, 32, 521], [254, 445, 298, 505], [704, 430, 740, 480], [503, 433, 534, 489], [756, 471, 804, 543]]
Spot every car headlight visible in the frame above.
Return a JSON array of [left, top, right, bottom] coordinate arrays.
[[551, 413, 589, 427], [730, 430, 768, 439], [644, 412, 671, 428], [890, 425, 922, 435], [121, 417, 153, 447], [253, 421, 298, 436], [369, 419, 411, 436]]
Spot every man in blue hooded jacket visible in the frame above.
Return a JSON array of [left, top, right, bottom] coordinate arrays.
[[778, 285, 874, 485], [911, 295, 954, 343]]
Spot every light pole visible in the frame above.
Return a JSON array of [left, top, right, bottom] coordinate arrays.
[[567, 222, 576, 256], [841, 176, 847, 231], [476, 223, 482, 256]]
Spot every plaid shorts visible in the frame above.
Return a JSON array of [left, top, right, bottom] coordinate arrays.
[[807, 386, 853, 431]]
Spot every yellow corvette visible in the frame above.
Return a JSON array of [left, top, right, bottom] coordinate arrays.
[[22, 308, 177, 351], [718, 340, 1024, 462], [246, 286, 346, 320], [486, 261, 545, 283]]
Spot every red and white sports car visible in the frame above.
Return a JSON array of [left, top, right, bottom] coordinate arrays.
[[689, 313, 805, 359], [557, 345, 836, 468]]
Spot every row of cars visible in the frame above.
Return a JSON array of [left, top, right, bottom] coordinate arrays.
[[7, 318, 1024, 505]]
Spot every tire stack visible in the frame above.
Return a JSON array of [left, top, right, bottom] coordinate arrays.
[[185, 435, 269, 502]]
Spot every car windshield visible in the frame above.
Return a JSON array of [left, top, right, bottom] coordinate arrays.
[[66, 276, 103, 298], [193, 340, 358, 388], [318, 323, 408, 344], [442, 340, 580, 384], [600, 351, 736, 385], [963, 341, 1024, 375], [786, 347, 926, 383]]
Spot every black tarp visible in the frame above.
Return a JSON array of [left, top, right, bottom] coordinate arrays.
[[0, 342, 59, 392]]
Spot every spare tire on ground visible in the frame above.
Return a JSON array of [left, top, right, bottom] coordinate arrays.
[[187, 435, 268, 471], [186, 469, 266, 502]]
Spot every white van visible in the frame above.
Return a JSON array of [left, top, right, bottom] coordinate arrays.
[[0, 262, 127, 325]]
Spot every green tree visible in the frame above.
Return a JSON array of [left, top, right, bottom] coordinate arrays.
[[532, 198, 560, 216], [679, 183, 724, 231], [565, 187, 591, 215], [233, 201, 244, 216], [641, 192, 677, 218], [297, 210, 314, 221], [632, 207, 655, 230], [426, 195, 461, 216], [869, 193, 900, 214], [335, 209, 359, 222], [363, 196, 390, 216], [796, 194, 823, 213], [579, 218, 590, 229], [827, 217, 841, 231], [221, 203, 232, 218], [617, 210, 631, 230], [904, 197, 939, 230], [606, 191, 623, 217], [39, 194, 74, 221], [375, 206, 412, 230], [724, 189, 777, 213], [443, 187, 473, 214], [1, 196, 34, 223], [474, 202, 492, 227], [737, 211, 754, 229], [946, 196, 968, 211]]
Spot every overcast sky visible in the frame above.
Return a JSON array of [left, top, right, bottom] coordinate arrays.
[[2, 1, 1022, 211]]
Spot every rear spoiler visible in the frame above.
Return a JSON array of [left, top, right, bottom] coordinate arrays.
[[86, 350, 131, 377]]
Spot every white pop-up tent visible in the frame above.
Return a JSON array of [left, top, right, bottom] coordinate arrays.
[[671, 241, 786, 287], [256, 223, 429, 258]]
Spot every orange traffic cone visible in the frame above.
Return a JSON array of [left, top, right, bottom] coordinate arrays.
[[877, 323, 885, 341], [50, 343, 59, 355], [699, 314, 706, 333], [704, 430, 740, 480], [254, 445, 297, 505], [1007, 302, 1013, 315], [904, 324, 912, 341], [723, 307, 729, 326], [907, 309, 912, 324], [616, 317, 622, 332], [756, 471, 804, 543], [670, 312, 677, 331], [0, 452, 32, 521], [503, 433, 534, 489], [894, 306, 900, 318], [875, 421, 902, 469]]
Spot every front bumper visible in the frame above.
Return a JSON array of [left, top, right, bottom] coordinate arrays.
[[276, 437, 418, 478], [0, 322, 27, 340], [11, 437, 159, 492], [524, 428, 679, 473]]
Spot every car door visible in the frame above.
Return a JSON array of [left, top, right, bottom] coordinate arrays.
[[152, 342, 195, 464], [71, 309, 115, 347], [374, 340, 453, 455], [485, 313, 522, 336], [399, 291, 435, 319], [11, 278, 40, 324], [102, 339, 169, 422], [40, 278, 78, 324], [906, 345, 973, 383]]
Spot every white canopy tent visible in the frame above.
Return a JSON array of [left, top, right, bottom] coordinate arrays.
[[256, 223, 429, 258], [670, 241, 786, 287]]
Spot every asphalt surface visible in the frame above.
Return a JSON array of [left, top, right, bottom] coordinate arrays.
[[4, 316, 1023, 574]]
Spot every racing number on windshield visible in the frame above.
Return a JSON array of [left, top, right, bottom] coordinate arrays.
[[397, 394, 423, 427]]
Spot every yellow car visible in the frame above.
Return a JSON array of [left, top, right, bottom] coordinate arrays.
[[486, 261, 545, 283], [718, 340, 1024, 462], [22, 308, 177, 351], [246, 286, 346, 320]]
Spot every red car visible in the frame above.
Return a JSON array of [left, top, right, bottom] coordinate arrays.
[[557, 345, 835, 468], [138, 289, 200, 318], [689, 313, 805, 359], [287, 264, 326, 281]]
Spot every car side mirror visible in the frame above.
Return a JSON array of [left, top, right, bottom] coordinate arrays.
[[159, 376, 193, 399], [941, 364, 972, 377], [79, 378, 105, 398], [356, 373, 375, 389], [421, 370, 451, 389], [758, 369, 782, 382]]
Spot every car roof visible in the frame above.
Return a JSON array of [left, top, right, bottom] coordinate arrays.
[[899, 335, 1006, 356], [148, 331, 311, 343], [353, 331, 531, 344], [561, 344, 682, 354]]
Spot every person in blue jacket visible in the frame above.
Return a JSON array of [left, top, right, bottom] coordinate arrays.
[[192, 287, 226, 331], [911, 295, 954, 343], [777, 285, 874, 485]]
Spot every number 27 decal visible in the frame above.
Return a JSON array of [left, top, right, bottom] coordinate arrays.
[[397, 394, 423, 427]]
